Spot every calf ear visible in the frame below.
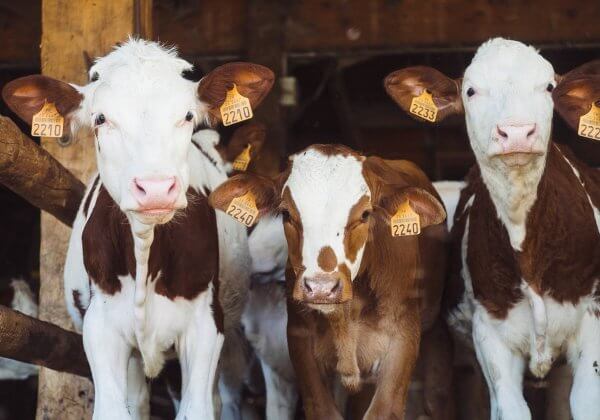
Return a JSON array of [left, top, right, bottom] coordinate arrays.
[[384, 66, 463, 123], [377, 186, 446, 229], [209, 173, 278, 221], [223, 122, 267, 163], [2, 75, 83, 126], [554, 60, 600, 132], [198, 62, 274, 126]]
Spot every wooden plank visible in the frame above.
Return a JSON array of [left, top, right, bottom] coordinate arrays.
[[152, 0, 600, 58], [37, 1, 141, 418]]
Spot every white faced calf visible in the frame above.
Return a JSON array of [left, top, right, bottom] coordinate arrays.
[[3, 39, 273, 420], [386, 38, 600, 420], [210, 145, 449, 419]]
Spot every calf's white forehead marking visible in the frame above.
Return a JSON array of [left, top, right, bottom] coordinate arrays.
[[285, 149, 370, 278]]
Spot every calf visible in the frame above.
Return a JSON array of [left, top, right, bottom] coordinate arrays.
[[386, 38, 600, 419], [210, 144, 450, 419], [3, 39, 273, 420]]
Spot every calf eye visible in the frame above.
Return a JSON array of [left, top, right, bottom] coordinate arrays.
[[280, 209, 291, 223], [185, 111, 194, 122], [94, 114, 106, 126], [546, 83, 554, 93], [90, 72, 99, 82], [361, 210, 371, 222], [466, 87, 476, 97]]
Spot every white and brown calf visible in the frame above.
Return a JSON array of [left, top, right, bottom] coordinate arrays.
[[3, 39, 273, 420], [386, 38, 600, 420], [210, 144, 452, 420]]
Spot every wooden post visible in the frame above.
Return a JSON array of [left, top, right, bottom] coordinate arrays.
[[37, 1, 152, 418]]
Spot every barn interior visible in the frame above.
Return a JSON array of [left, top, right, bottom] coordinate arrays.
[[0, 1, 599, 419]]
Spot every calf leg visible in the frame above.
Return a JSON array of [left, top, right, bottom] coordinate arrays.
[[472, 308, 530, 420], [126, 353, 150, 420], [260, 359, 298, 420], [83, 298, 132, 420], [569, 311, 600, 420], [218, 328, 250, 420], [177, 288, 224, 420], [363, 313, 421, 420]]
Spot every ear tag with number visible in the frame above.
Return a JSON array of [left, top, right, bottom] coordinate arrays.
[[577, 102, 600, 141], [410, 90, 438, 123], [226, 191, 258, 227], [390, 200, 421, 237], [220, 84, 253, 126], [31, 102, 64, 138], [232, 144, 252, 171]]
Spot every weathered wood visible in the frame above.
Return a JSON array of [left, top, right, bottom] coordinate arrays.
[[0, 115, 84, 226], [37, 1, 143, 418], [0, 305, 90, 377], [152, 0, 600, 58]]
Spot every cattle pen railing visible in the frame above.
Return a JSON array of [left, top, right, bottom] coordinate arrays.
[[0, 114, 90, 378]]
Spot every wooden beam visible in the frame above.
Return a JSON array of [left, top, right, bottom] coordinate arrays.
[[0, 305, 90, 378], [0, 115, 84, 226], [38, 1, 144, 418], [151, 0, 600, 57]]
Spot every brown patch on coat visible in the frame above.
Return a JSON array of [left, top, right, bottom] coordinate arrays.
[[344, 195, 371, 263], [317, 246, 337, 272], [82, 185, 222, 330], [450, 144, 600, 320], [306, 143, 363, 159]]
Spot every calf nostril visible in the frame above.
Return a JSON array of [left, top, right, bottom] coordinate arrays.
[[168, 179, 177, 195], [497, 126, 508, 138], [331, 280, 340, 294], [303, 278, 313, 293], [527, 125, 536, 138], [134, 180, 146, 196]]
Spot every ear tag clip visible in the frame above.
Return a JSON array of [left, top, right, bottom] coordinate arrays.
[[226, 191, 258, 227], [390, 200, 421, 237], [220, 84, 253, 126], [232, 144, 252, 171], [31, 101, 64, 138], [410, 90, 438, 123], [578, 102, 600, 141]]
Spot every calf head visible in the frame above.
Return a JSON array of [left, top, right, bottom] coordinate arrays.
[[2, 39, 273, 225], [385, 37, 600, 171], [210, 144, 445, 312]]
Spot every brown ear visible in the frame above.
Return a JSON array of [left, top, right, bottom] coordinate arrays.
[[209, 173, 278, 220], [554, 60, 600, 132], [2, 75, 83, 126], [224, 122, 267, 163], [198, 62, 274, 125], [384, 66, 463, 123], [377, 186, 446, 229]]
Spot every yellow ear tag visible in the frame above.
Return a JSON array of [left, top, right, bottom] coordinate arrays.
[[410, 90, 438, 123], [577, 102, 600, 141], [390, 200, 421, 237], [232, 144, 252, 171], [31, 102, 64, 138], [226, 191, 258, 227], [220, 84, 253, 126]]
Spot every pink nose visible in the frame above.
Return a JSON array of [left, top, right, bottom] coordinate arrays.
[[131, 176, 179, 211], [496, 123, 537, 153]]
